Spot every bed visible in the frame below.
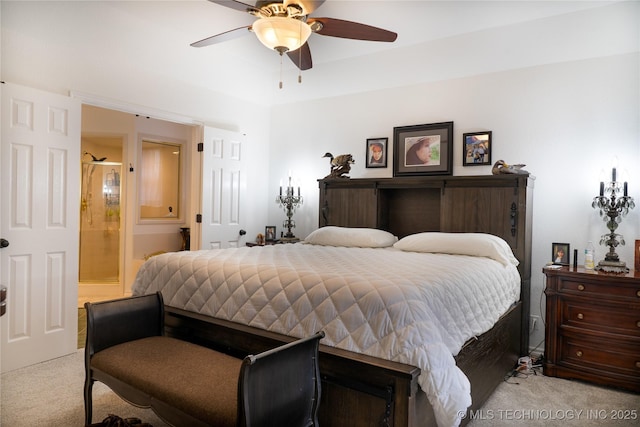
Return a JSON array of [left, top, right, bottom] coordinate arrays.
[[132, 174, 534, 427]]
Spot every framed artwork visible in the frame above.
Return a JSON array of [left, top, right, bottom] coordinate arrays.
[[393, 121, 453, 177], [265, 226, 276, 242], [463, 131, 492, 166], [365, 137, 388, 168], [552, 242, 570, 265]]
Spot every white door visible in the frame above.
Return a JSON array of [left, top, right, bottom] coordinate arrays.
[[200, 127, 247, 249], [0, 83, 80, 372]]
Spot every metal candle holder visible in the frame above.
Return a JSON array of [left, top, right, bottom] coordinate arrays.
[[276, 175, 302, 241], [592, 167, 635, 272]]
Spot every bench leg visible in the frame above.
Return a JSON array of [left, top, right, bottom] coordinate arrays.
[[84, 374, 94, 426]]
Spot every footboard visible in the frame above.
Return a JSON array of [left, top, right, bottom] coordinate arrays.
[[164, 306, 425, 427], [164, 301, 521, 427]]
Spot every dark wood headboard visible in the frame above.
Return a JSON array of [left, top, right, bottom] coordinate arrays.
[[318, 174, 535, 352]]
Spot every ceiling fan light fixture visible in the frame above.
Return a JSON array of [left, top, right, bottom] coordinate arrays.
[[253, 17, 311, 53]]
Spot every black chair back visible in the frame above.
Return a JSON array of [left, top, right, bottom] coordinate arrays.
[[237, 331, 324, 427], [85, 292, 164, 356]]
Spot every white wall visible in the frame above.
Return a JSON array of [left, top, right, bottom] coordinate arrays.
[[267, 13, 640, 349]]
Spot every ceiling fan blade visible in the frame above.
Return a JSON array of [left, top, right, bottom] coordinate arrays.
[[284, 0, 326, 15], [190, 26, 251, 48], [286, 43, 312, 70], [207, 0, 259, 13], [309, 17, 397, 42]]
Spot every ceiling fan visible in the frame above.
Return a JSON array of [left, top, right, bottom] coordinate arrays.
[[191, 0, 398, 70]]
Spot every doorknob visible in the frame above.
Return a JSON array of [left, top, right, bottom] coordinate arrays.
[[0, 238, 8, 248]]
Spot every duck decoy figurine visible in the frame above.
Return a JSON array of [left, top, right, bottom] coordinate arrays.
[[492, 160, 528, 175], [323, 153, 354, 179]]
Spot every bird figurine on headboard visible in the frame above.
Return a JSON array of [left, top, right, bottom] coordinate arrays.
[[492, 160, 528, 175], [323, 153, 355, 179]]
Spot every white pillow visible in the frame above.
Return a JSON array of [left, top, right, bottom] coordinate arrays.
[[304, 226, 397, 248], [393, 232, 519, 266]]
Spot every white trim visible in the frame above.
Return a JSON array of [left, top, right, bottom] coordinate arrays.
[[70, 90, 197, 125]]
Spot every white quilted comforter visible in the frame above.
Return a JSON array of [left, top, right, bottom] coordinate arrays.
[[132, 243, 521, 427]]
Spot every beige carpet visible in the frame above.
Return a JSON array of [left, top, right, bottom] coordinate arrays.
[[467, 369, 639, 427], [1, 350, 637, 426], [0, 349, 170, 427]]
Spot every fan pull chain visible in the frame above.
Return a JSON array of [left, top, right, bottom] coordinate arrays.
[[298, 25, 303, 84], [298, 47, 302, 84], [279, 53, 283, 89]]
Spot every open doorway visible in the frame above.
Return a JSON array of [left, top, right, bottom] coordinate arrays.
[[78, 104, 196, 308]]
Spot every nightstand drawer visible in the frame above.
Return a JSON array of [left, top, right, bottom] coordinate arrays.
[[560, 279, 640, 300], [561, 334, 640, 376], [561, 299, 640, 337]]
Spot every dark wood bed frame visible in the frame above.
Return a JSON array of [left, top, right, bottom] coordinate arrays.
[[163, 174, 534, 427]]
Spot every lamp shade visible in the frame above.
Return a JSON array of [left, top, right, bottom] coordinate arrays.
[[252, 17, 312, 53]]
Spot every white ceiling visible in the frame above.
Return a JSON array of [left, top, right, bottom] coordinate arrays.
[[2, 1, 613, 106]]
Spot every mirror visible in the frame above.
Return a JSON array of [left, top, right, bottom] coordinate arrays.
[[139, 140, 181, 220]]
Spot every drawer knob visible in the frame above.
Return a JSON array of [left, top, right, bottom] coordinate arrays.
[[576, 351, 583, 357], [578, 284, 585, 291], [637, 321, 640, 328], [636, 362, 640, 369], [577, 313, 584, 320], [637, 290, 640, 298]]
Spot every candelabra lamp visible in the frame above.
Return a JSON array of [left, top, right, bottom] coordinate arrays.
[[276, 175, 302, 242], [592, 167, 635, 272]]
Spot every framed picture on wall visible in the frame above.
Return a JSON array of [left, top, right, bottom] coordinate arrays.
[[552, 242, 570, 265], [393, 122, 453, 177], [463, 131, 492, 166], [265, 226, 276, 242], [365, 137, 388, 168]]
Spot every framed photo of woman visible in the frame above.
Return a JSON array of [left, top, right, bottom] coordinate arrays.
[[393, 122, 453, 177], [365, 138, 388, 168]]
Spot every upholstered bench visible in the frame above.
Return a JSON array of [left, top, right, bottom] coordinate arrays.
[[84, 293, 323, 427]]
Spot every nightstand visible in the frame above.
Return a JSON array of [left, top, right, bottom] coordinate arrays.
[[543, 266, 640, 392], [246, 239, 300, 247], [246, 241, 276, 247]]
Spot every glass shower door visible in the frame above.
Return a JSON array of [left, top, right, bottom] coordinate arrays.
[[79, 161, 121, 282]]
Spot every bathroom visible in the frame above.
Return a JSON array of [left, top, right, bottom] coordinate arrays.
[[79, 105, 195, 305]]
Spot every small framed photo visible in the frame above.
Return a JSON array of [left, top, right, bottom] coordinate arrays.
[[552, 242, 570, 265], [265, 226, 276, 242], [365, 137, 388, 168], [393, 122, 453, 177], [463, 131, 492, 166]]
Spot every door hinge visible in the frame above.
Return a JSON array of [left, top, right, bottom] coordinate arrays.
[[197, 142, 204, 152], [196, 214, 202, 223]]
